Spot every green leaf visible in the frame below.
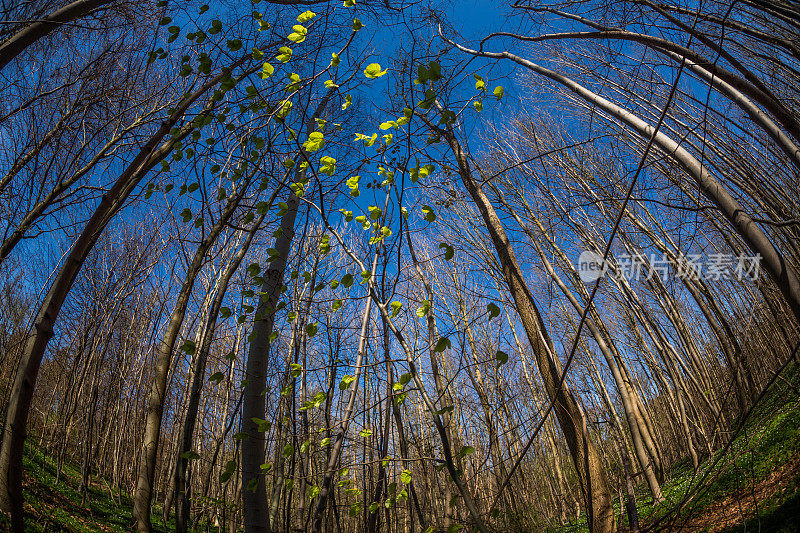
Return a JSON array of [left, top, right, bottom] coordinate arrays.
[[319, 155, 336, 175], [288, 25, 307, 43], [251, 417, 271, 432], [427, 61, 442, 81], [496, 350, 508, 367], [421, 205, 436, 222], [493, 85, 504, 100], [339, 375, 356, 390], [305, 322, 318, 337], [390, 301, 402, 317], [439, 242, 454, 260], [260, 62, 274, 79], [347, 175, 360, 197], [416, 300, 431, 317], [282, 443, 294, 457], [487, 302, 501, 318], [400, 470, 412, 484], [303, 131, 325, 152], [473, 100, 483, 112], [209, 372, 224, 384], [276, 46, 293, 63], [434, 337, 451, 353], [297, 10, 316, 23], [343, 0, 355, 5], [341, 273, 353, 288], [352, 18, 363, 31], [474, 74, 485, 90], [368, 205, 382, 220], [458, 445, 475, 458], [290, 363, 303, 378], [181, 451, 200, 460], [180, 340, 196, 354], [363, 63, 388, 79], [359, 428, 373, 438]]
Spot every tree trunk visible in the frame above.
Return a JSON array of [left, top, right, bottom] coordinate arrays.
[[438, 121, 614, 532]]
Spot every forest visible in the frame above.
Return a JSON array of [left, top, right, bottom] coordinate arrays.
[[1, 0, 799, 531]]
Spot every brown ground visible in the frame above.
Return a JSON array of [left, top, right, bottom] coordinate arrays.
[[662, 453, 800, 532]]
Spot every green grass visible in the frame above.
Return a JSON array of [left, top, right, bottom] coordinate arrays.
[[628, 363, 800, 532], [551, 363, 800, 533], [0, 442, 175, 532]]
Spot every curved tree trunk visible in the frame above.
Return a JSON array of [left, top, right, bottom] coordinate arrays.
[[437, 120, 614, 532], [0, 77, 223, 528]]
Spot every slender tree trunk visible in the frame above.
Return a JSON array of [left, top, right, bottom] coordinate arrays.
[[436, 120, 614, 532], [174, 205, 272, 532]]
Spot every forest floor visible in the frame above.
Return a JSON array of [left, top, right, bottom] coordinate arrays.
[[1, 363, 800, 532], [0, 441, 174, 532], [612, 361, 800, 533]]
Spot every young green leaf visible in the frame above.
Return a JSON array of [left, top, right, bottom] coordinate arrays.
[[297, 10, 316, 23], [319, 155, 336, 175], [416, 300, 431, 317], [439, 242, 454, 260], [276, 46, 293, 63], [305, 322, 318, 337], [303, 131, 325, 152], [434, 337, 451, 352], [363, 63, 388, 79], [339, 374, 356, 390], [458, 445, 475, 458], [496, 350, 508, 367]]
